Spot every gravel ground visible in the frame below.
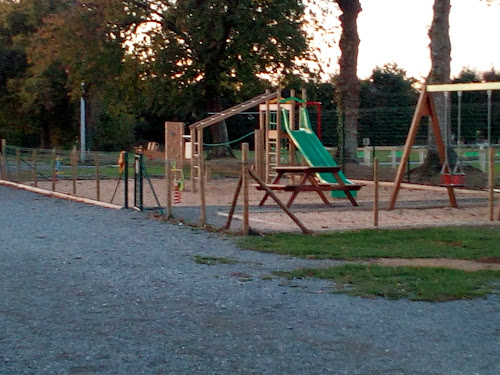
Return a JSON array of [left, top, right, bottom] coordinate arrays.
[[0, 186, 498, 375]]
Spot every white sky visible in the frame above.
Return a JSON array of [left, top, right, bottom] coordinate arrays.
[[320, 0, 500, 80]]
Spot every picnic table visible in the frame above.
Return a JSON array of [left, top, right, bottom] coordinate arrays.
[[254, 166, 363, 208]]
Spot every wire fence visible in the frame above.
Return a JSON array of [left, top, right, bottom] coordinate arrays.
[[0, 144, 131, 206]]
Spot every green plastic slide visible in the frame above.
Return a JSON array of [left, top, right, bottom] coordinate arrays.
[[281, 108, 357, 198]]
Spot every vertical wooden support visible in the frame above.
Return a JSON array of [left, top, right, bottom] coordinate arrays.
[[242, 143, 249, 235], [33, 149, 38, 187], [0, 139, 6, 180], [373, 158, 379, 228], [95, 153, 100, 201], [124, 151, 129, 209], [198, 128, 206, 227], [289, 89, 296, 167], [51, 149, 57, 192], [489, 147, 495, 221], [254, 129, 265, 180], [165, 158, 173, 218], [301, 88, 309, 166], [190, 127, 197, 192], [16, 148, 21, 182], [71, 146, 77, 194], [276, 89, 282, 168], [265, 92, 272, 182]]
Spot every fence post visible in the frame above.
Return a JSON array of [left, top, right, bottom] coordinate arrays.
[[489, 147, 495, 222], [198, 128, 206, 227], [0, 139, 6, 180], [95, 153, 100, 201], [33, 149, 38, 187], [124, 151, 129, 209], [373, 157, 379, 228], [71, 146, 77, 194], [16, 148, 21, 182], [242, 143, 249, 235], [51, 149, 57, 192], [165, 158, 173, 218]]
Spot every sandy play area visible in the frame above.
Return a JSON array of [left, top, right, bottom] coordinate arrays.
[[28, 175, 499, 234]]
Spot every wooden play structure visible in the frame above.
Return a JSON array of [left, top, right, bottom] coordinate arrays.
[[186, 89, 361, 230], [389, 81, 500, 210]]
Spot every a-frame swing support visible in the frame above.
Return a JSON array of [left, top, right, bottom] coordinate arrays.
[[390, 81, 500, 210], [388, 86, 458, 210]]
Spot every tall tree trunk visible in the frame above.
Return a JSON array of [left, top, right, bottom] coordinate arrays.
[[336, 0, 361, 164], [203, 49, 233, 160], [427, 0, 452, 169], [205, 94, 233, 159]]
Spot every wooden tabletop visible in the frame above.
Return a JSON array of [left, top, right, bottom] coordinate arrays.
[[273, 165, 342, 174]]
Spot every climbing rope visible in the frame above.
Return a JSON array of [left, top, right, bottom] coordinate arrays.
[[203, 130, 255, 147]]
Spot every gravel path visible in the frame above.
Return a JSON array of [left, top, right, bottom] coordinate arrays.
[[0, 186, 498, 375]]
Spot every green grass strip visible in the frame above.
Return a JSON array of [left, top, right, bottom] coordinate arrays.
[[238, 227, 500, 260], [274, 264, 500, 302]]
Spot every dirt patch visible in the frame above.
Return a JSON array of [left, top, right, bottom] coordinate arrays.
[[369, 258, 500, 272]]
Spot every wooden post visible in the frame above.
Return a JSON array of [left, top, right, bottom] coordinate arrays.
[[95, 153, 100, 201], [190, 127, 197, 193], [276, 89, 282, 169], [0, 139, 5, 180], [33, 149, 38, 187], [71, 146, 77, 194], [248, 169, 312, 234], [289, 89, 296, 167], [265, 91, 271, 182], [242, 143, 249, 234], [489, 147, 495, 221], [198, 128, 206, 227], [373, 158, 379, 227], [16, 148, 21, 182], [389, 88, 457, 209], [165, 158, 173, 218], [51, 149, 57, 192], [124, 151, 129, 209], [255, 129, 265, 180], [224, 175, 243, 230]]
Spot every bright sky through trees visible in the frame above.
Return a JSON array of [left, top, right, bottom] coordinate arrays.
[[319, 0, 500, 80]]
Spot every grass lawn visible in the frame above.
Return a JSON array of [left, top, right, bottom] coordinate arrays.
[[239, 226, 500, 301], [238, 227, 500, 261], [274, 264, 499, 302]]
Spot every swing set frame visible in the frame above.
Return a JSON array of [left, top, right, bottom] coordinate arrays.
[[388, 81, 500, 210]]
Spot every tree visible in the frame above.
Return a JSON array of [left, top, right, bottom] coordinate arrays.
[[0, 0, 73, 147], [424, 0, 452, 169], [127, 0, 311, 158], [335, 0, 362, 163]]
